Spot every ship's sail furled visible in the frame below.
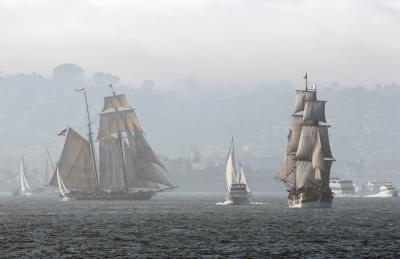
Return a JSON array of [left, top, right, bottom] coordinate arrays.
[[50, 128, 97, 191], [225, 139, 237, 192], [20, 157, 31, 193], [277, 88, 334, 191], [99, 136, 126, 191]]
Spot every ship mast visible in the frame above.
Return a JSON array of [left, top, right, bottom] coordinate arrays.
[[80, 87, 100, 191], [304, 72, 308, 90], [109, 84, 129, 193]]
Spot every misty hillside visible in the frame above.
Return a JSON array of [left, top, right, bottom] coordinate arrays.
[[1, 64, 400, 191]]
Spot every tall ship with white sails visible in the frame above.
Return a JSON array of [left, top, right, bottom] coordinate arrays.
[[49, 86, 176, 200], [277, 74, 335, 208], [225, 138, 251, 205]]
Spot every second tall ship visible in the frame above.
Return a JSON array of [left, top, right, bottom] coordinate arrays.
[[277, 75, 335, 208], [50, 86, 176, 200]]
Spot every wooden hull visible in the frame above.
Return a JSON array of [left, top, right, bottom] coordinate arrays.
[[65, 191, 155, 201], [288, 188, 333, 208]]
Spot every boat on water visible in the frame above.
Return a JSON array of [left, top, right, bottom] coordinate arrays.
[[34, 149, 58, 194], [13, 156, 33, 196], [329, 177, 355, 197], [49, 85, 176, 200], [367, 179, 381, 194], [56, 168, 70, 201], [368, 182, 398, 197], [277, 74, 335, 208], [224, 138, 251, 205]]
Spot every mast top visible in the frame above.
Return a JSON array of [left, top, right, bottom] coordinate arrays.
[[304, 72, 308, 91], [109, 84, 116, 96]]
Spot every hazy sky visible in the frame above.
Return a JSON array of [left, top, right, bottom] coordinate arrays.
[[0, 0, 399, 86]]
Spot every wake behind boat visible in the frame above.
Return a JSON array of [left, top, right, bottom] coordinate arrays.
[[49, 85, 176, 201], [224, 137, 251, 205], [367, 182, 398, 197]]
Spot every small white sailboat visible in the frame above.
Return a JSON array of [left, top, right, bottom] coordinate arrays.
[[18, 156, 33, 196], [56, 168, 70, 201], [224, 138, 251, 205]]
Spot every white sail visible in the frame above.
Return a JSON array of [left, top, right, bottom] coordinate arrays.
[[295, 161, 318, 190], [20, 156, 31, 193], [49, 128, 97, 191], [277, 153, 296, 183], [102, 94, 130, 112], [225, 139, 237, 192], [287, 115, 303, 154], [296, 126, 318, 161], [293, 90, 317, 113], [303, 100, 327, 123], [97, 109, 143, 139], [318, 126, 334, 159], [238, 164, 251, 193], [42, 150, 55, 186], [56, 168, 69, 197], [99, 136, 125, 191]]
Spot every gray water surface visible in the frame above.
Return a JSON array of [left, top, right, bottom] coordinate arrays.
[[0, 193, 399, 257]]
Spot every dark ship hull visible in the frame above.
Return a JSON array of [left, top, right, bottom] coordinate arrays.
[[64, 190, 155, 201], [288, 188, 333, 208]]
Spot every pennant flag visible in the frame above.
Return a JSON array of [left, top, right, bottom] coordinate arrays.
[[75, 87, 85, 92], [307, 84, 316, 91], [57, 128, 67, 136]]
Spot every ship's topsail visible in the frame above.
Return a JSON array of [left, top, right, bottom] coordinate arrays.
[[97, 108, 143, 139], [50, 128, 97, 191], [102, 94, 130, 112], [277, 87, 334, 191]]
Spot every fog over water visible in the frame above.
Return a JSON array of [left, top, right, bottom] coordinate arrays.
[[0, 0, 400, 192], [0, 64, 400, 192]]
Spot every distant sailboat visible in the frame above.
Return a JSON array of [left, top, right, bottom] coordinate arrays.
[[15, 156, 33, 196], [41, 149, 55, 187], [56, 168, 70, 201], [49, 85, 176, 200], [224, 138, 251, 205]]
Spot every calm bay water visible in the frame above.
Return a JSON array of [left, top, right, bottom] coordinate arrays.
[[0, 193, 400, 257]]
